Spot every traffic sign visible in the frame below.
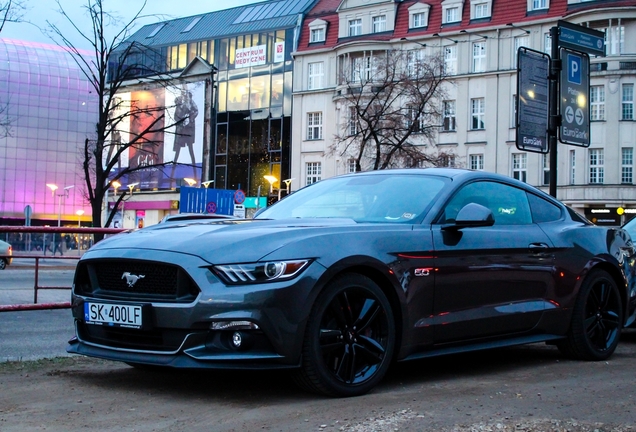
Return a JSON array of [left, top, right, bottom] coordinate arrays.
[[234, 189, 246, 204], [558, 20, 605, 57], [559, 48, 590, 147], [206, 201, 217, 214], [516, 48, 550, 154]]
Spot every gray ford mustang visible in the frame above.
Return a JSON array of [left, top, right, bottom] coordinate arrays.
[[68, 168, 636, 397]]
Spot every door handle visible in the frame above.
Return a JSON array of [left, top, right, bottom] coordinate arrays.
[[529, 242, 549, 253]]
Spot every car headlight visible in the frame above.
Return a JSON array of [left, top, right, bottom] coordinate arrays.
[[212, 260, 310, 285]]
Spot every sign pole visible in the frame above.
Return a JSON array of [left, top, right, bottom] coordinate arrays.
[[548, 26, 561, 198]]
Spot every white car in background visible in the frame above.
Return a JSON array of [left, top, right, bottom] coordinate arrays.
[[0, 239, 13, 270]]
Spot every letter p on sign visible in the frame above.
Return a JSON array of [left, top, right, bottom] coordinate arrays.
[[568, 53, 582, 85]]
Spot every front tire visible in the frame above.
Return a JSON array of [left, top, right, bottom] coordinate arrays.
[[557, 269, 623, 360], [294, 273, 396, 397]]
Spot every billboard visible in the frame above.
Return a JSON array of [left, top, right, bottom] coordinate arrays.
[[109, 81, 205, 190]]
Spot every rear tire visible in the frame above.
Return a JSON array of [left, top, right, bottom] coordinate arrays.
[[557, 269, 622, 361], [293, 274, 395, 397]]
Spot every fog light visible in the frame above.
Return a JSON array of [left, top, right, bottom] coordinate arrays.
[[232, 331, 242, 349]]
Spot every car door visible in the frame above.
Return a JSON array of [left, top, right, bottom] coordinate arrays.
[[430, 180, 556, 343]]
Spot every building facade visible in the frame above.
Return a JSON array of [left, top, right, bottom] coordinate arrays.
[[291, 0, 636, 224], [0, 39, 96, 226]]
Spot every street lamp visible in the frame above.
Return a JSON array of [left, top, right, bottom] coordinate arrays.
[[201, 180, 214, 188], [184, 177, 197, 187], [120, 183, 139, 228], [76, 209, 84, 227], [264, 175, 278, 195], [48, 184, 74, 227]]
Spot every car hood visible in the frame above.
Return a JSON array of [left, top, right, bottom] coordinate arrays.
[[86, 218, 360, 264]]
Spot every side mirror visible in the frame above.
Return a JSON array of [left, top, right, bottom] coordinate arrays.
[[443, 203, 495, 230]]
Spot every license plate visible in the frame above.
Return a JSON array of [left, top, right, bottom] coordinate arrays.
[[84, 302, 143, 328]]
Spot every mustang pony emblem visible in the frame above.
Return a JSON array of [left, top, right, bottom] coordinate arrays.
[[122, 272, 145, 287]]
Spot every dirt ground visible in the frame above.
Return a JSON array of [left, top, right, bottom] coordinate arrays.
[[1, 331, 636, 432]]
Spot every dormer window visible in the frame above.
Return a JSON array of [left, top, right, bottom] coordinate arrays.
[[528, 0, 549, 11], [471, 0, 492, 19], [442, 0, 464, 25], [309, 19, 327, 43], [408, 2, 431, 29]]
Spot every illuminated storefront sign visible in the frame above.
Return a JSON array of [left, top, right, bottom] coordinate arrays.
[[235, 45, 267, 68]]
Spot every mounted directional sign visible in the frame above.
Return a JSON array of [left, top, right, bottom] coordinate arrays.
[[558, 20, 605, 57], [559, 48, 590, 147], [516, 47, 550, 153]]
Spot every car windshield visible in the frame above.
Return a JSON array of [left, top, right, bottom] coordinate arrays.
[[256, 173, 447, 223]]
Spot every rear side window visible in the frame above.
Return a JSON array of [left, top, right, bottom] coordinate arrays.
[[527, 193, 563, 223]]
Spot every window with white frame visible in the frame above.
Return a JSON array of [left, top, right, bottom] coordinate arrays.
[[445, 7, 460, 23], [511, 94, 517, 128], [310, 28, 325, 43], [443, 100, 456, 131], [348, 19, 362, 37], [307, 112, 323, 140], [513, 36, 529, 68], [470, 154, 484, 170], [440, 154, 456, 167], [589, 149, 604, 184], [542, 153, 550, 185], [622, 83, 634, 121], [347, 158, 357, 173], [471, 98, 485, 130], [600, 25, 625, 55], [622, 148, 633, 184], [407, 49, 425, 77], [544, 32, 552, 54], [570, 149, 576, 185], [372, 15, 387, 33], [472, 41, 487, 72], [413, 12, 426, 28], [308, 62, 324, 90], [473, 2, 489, 19], [444, 45, 457, 75], [407, 106, 425, 133], [348, 106, 358, 136], [590, 85, 605, 121], [409, 3, 430, 29], [306, 162, 322, 185], [512, 153, 527, 182], [351, 55, 373, 82], [530, 0, 548, 11]]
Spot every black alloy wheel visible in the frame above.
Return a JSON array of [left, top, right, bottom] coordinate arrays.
[[294, 273, 396, 397], [558, 269, 623, 361]]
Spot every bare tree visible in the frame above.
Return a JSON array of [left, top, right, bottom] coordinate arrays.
[[333, 47, 456, 171], [0, 0, 26, 138], [46, 0, 191, 233]]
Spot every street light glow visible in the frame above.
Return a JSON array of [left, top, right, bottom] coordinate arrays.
[[184, 178, 197, 186]]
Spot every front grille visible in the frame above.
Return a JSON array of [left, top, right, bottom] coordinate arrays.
[[74, 259, 200, 302]]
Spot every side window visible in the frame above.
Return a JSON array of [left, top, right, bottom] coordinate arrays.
[[442, 181, 532, 225], [527, 193, 563, 223]]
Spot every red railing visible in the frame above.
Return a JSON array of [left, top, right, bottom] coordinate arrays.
[[0, 226, 127, 312]]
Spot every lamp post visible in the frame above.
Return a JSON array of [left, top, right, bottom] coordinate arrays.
[[76, 210, 84, 227], [122, 183, 139, 228], [184, 178, 197, 187], [264, 175, 278, 195], [282, 178, 294, 200], [201, 180, 214, 188], [47, 184, 74, 227]]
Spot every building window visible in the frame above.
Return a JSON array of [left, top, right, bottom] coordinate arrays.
[[348, 19, 362, 37], [570, 149, 576, 185], [513, 36, 529, 68], [600, 25, 625, 55], [444, 45, 457, 75], [472, 42, 486, 72], [445, 7, 459, 23], [512, 153, 527, 182], [443, 100, 456, 131], [530, 0, 548, 10], [310, 28, 325, 43], [350, 55, 373, 82], [622, 83, 634, 121], [407, 49, 425, 77], [372, 15, 386, 33], [542, 153, 550, 186], [306, 162, 322, 185], [470, 154, 484, 170], [407, 106, 425, 133], [308, 62, 324, 90], [471, 98, 485, 130], [589, 149, 604, 184], [412, 12, 426, 28], [544, 33, 552, 54], [347, 158, 357, 173], [307, 112, 323, 140], [511, 94, 517, 128], [622, 148, 633, 184], [590, 86, 605, 121], [474, 2, 489, 18], [348, 106, 358, 136]]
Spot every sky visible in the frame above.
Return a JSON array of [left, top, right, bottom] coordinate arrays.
[[1, 0, 266, 49]]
